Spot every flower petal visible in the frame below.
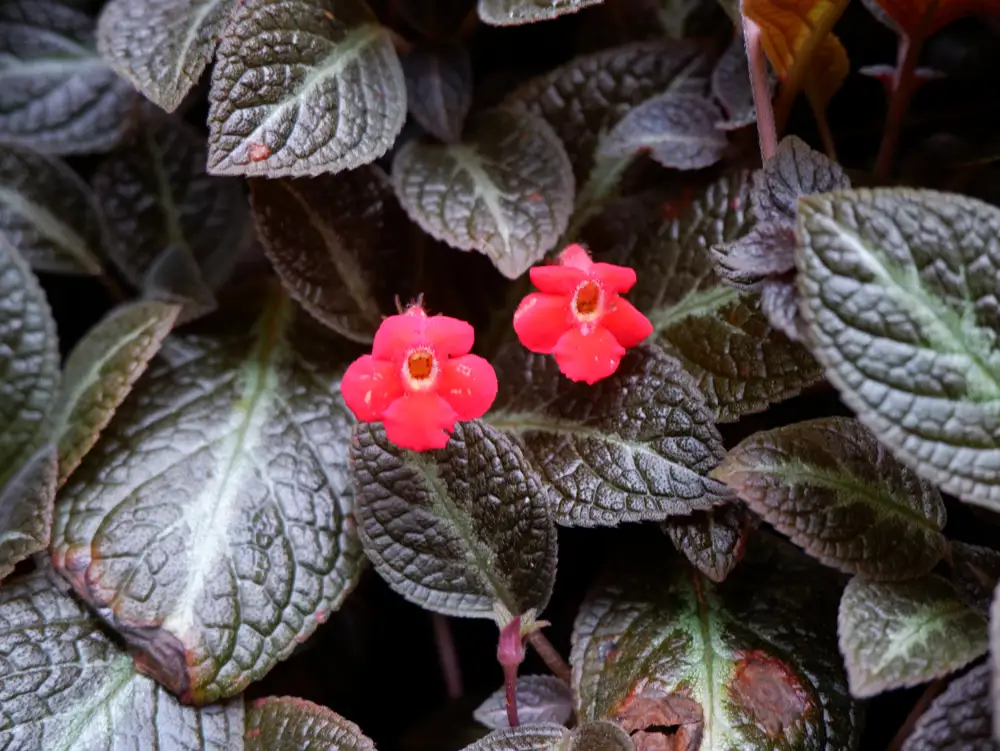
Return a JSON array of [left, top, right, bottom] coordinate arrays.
[[529, 264, 587, 295], [439, 355, 498, 420], [341, 355, 403, 422], [372, 313, 426, 361], [553, 326, 626, 384], [603, 297, 653, 348], [558, 243, 593, 270], [513, 292, 571, 353], [591, 262, 637, 293], [382, 392, 458, 452], [425, 316, 475, 356]]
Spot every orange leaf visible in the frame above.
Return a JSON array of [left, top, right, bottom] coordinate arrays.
[[863, 0, 1000, 41], [803, 33, 849, 108]]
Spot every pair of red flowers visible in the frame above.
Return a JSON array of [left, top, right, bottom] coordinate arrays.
[[342, 245, 653, 452]]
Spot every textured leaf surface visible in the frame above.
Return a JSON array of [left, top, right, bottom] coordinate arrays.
[[402, 42, 472, 144], [713, 417, 947, 580], [0, 445, 56, 583], [245, 697, 375, 750], [461, 724, 568, 751], [54, 301, 180, 487], [207, 0, 406, 177], [478, 0, 603, 25], [949, 542, 1000, 614], [250, 166, 410, 344], [0, 140, 106, 275], [0, 571, 245, 750], [902, 663, 995, 751], [838, 575, 988, 698], [0, 1, 136, 154], [351, 420, 557, 618], [92, 106, 247, 290], [662, 504, 754, 583], [474, 675, 573, 730], [755, 136, 850, 225], [51, 290, 366, 703], [713, 29, 774, 130], [141, 243, 219, 325], [488, 345, 733, 528], [796, 188, 1000, 511], [97, 0, 240, 113], [391, 106, 574, 279]]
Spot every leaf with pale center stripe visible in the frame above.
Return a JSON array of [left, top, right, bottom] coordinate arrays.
[[662, 503, 755, 583], [245, 697, 374, 750], [477, 0, 604, 25]]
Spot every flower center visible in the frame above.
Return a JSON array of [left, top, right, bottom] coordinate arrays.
[[572, 280, 603, 322], [403, 348, 438, 391]]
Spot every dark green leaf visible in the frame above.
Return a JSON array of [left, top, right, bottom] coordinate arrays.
[[350, 420, 557, 618], [402, 42, 472, 144], [902, 663, 996, 751], [949, 542, 1000, 614], [97, 0, 241, 113], [712, 29, 761, 130], [391, 106, 574, 280], [477, 0, 603, 25], [0, 571, 245, 749], [712, 417, 947, 580], [141, 242, 219, 324], [0, 445, 56, 583], [474, 675, 573, 730], [569, 722, 635, 751], [796, 188, 1000, 511], [838, 574, 988, 698], [461, 724, 568, 751], [662, 503, 754, 583], [245, 697, 375, 750], [487, 345, 733, 527], [0, 1, 136, 154], [757, 136, 850, 223], [207, 0, 406, 177], [51, 289, 366, 703], [54, 300, 180, 487]]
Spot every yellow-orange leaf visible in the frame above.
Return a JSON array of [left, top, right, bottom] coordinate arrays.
[[804, 33, 849, 108], [864, 0, 1000, 41]]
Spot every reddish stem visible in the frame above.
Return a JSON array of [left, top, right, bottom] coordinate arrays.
[[498, 616, 526, 728], [741, 15, 778, 162], [431, 613, 463, 700], [503, 662, 520, 727], [526, 629, 572, 685], [874, 32, 923, 179]]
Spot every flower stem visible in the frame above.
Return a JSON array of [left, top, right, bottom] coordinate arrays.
[[741, 15, 777, 162], [874, 32, 923, 180], [503, 661, 520, 727], [525, 629, 572, 685], [431, 613, 463, 700]]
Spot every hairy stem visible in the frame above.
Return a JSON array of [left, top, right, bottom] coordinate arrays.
[[431, 613, 463, 700], [741, 15, 777, 161], [503, 662, 520, 727], [526, 629, 572, 685], [874, 33, 923, 179]]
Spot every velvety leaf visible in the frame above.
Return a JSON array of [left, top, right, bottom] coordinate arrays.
[[712, 417, 947, 580], [902, 662, 996, 751], [350, 420, 557, 618], [250, 166, 410, 344], [569, 723, 634, 750], [207, 0, 406, 177], [92, 105, 247, 290], [0, 140, 107, 275], [572, 538, 859, 749], [488, 345, 733, 528], [141, 242, 219, 324], [838, 575, 988, 698], [755, 136, 850, 224], [662, 504, 754, 583], [796, 188, 1000, 511], [0, 1, 136, 154], [245, 697, 375, 750], [461, 724, 568, 751], [0, 571, 245, 749], [949, 542, 1000, 615], [474, 675, 574, 730], [596, 92, 727, 171], [861, 0, 1000, 40], [391, 106, 574, 280], [991, 583, 1000, 741], [402, 42, 472, 144], [97, 0, 240, 113], [0, 445, 56, 583], [51, 289, 366, 703], [713, 29, 776, 130], [477, 0, 604, 25], [54, 301, 180, 487]]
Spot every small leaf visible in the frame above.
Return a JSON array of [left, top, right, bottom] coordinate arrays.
[[949, 542, 1000, 614], [0, 140, 107, 275], [796, 188, 1000, 511], [0, 445, 56, 583], [350, 420, 557, 619], [97, 0, 240, 113], [596, 92, 727, 171], [713, 29, 776, 130], [487, 345, 733, 528], [0, 571, 245, 749], [54, 300, 180, 487], [402, 42, 472, 144], [838, 574, 988, 698], [902, 662, 995, 751], [662, 504, 754, 583], [246, 697, 375, 750], [460, 724, 568, 751], [712, 417, 947, 580], [861, 0, 1000, 41], [474, 675, 574, 730], [755, 136, 850, 224], [51, 288, 366, 703], [0, 1, 136, 154], [477, 0, 603, 25], [392, 106, 574, 280], [207, 0, 406, 177], [141, 242, 219, 324]]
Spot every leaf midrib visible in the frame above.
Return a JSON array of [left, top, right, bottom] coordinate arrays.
[[49, 654, 134, 751], [0, 185, 100, 275], [485, 413, 662, 460], [450, 143, 513, 254]]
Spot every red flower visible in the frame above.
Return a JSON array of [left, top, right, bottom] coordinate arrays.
[[342, 305, 498, 452], [513, 244, 653, 384]]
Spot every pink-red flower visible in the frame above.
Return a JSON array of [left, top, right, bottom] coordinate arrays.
[[342, 304, 498, 452], [513, 244, 653, 384]]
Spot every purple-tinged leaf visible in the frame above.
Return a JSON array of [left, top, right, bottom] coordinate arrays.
[[245, 697, 375, 750], [662, 504, 755, 582], [902, 662, 995, 751], [477, 0, 603, 26], [402, 42, 472, 144]]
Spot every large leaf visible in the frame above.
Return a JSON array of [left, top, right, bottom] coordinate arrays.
[[474, 675, 573, 730], [0, 1, 136, 154], [92, 105, 247, 290], [713, 417, 947, 580], [0, 140, 107, 275], [51, 288, 366, 703], [97, 0, 241, 113], [350, 420, 557, 619], [572, 538, 859, 749], [662, 504, 754, 583], [245, 697, 375, 750], [477, 0, 604, 25], [902, 662, 994, 751], [0, 570, 245, 749], [391, 106, 574, 280], [402, 42, 472, 144], [838, 574, 988, 698], [207, 0, 406, 177], [861, 0, 1000, 41], [53, 300, 180, 487], [487, 345, 733, 528], [796, 188, 1000, 511], [0, 445, 56, 583]]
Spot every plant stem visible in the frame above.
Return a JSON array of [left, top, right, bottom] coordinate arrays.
[[431, 613, 463, 700], [503, 662, 520, 727], [885, 678, 945, 751], [526, 629, 572, 685], [741, 15, 778, 162], [874, 32, 923, 180]]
